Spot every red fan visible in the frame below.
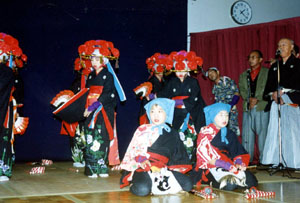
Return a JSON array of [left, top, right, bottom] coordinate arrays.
[[13, 117, 29, 135], [133, 82, 153, 100], [50, 90, 75, 108]]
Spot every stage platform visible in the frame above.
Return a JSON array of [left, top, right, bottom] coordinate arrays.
[[0, 162, 300, 202]]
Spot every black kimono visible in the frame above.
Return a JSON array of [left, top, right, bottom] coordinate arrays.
[[83, 68, 117, 176], [263, 54, 300, 109], [157, 76, 206, 162], [120, 124, 192, 196], [66, 72, 86, 165], [139, 75, 164, 124], [0, 64, 15, 177]]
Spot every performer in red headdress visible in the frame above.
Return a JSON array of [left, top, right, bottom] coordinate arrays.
[[135, 53, 172, 125], [51, 45, 93, 168], [81, 40, 125, 178], [156, 50, 206, 163], [0, 33, 28, 181]]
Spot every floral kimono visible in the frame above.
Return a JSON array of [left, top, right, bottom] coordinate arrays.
[[120, 124, 192, 195], [84, 68, 119, 176], [192, 123, 257, 190]]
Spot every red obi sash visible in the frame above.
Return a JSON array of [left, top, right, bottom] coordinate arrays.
[[87, 86, 103, 107]]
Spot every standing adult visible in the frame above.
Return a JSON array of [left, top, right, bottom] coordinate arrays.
[[81, 40, 125, 177], [0, 33, 28, 181], [156, 50, 206, 163], [207, 67, 240, 136], [239, 50, 269, 164], [137, 53, 168, 125], [262, 38, 300, 169]]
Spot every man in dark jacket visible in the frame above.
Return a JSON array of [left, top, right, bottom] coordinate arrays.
[[261, 38, 300, 169]]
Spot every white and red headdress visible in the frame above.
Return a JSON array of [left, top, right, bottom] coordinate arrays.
[[168, 50, 203, 72], [75, 39, 125, 102], [74, 39, 120, 72], [145, 52, 173, 75], [0, 33, 27, 68]]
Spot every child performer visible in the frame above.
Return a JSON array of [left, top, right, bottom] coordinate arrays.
[[137, 53, 169, 125], [120, 98, 192, 196], [191, 103, 257, 191]]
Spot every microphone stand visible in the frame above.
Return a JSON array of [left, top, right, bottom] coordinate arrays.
[[268, 56, 291, 177]]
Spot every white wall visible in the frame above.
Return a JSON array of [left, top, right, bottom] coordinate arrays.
[[188, 0, 300, 49]]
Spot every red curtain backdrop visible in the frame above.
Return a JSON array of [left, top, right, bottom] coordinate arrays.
[[190, 16, 300, 128]]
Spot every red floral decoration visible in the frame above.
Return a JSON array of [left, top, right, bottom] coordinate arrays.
[[78, 45, 87, 55], [175, 61, 185, 70], [74, 58, 81, 71], [156, 65, 164, 73], [0, 32, 27, 68], [111, 48, 120, 58], [168, 50, 204, 72], [21, 54, 27, 62], [187, 61, 197, 70], [76, 39, 120, 70], [195, 56, 203, 66], [145, 52, 171, 74]]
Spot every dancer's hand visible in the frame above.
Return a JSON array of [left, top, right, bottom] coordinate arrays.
[[84, 109, 92, 117], [229, 165, 238, 173], [208, 159, 217, 165], [235, 163, 247, 171], [140, 160, 151, 170]]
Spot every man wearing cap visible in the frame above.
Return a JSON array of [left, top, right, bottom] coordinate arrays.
[[207, 67, 240, 136]]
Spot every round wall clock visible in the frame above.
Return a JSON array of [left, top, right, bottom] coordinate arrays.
[[231, 1, 252, 25]]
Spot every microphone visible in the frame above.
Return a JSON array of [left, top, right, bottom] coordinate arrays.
[[275, 49, 281, 57]]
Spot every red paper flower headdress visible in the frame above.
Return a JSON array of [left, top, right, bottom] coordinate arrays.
[[168, 50, 203, 72], [0, 33, 27, 68], [75, 39, 120, 71], [145, 52, 173, 74]]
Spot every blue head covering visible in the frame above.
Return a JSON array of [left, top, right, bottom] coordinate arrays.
[[204, 103, 231, 144], [144, 98, 175, 134]]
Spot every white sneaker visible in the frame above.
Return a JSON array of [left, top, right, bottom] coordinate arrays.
[[0, 176, 9, 182], [73, 162, 85, 168], [88, 174, 98, 178], [99, 174, 109, 178]]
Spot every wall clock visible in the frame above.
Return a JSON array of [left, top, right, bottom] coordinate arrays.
[[231, 1, 252, 25]]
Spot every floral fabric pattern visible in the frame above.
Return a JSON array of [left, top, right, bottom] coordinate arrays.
[[84, 124, 109, 175], [179, 122, 197, 163], [71, 124, 86, 164], [196, 124, 221, 169], [120, 124, 160, 172], [0, 129, 13, 177], [212, 76, 240, 136]]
